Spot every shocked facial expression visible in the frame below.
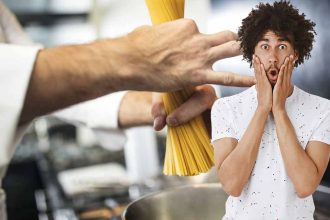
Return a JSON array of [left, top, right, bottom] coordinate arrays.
[[254, 31, 298, 86]]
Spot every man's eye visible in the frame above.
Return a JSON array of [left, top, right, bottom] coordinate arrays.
[[279, 44, 287, 50], [261, 45, 269, 49]]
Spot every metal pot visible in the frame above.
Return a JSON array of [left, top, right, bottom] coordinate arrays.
[[122, 183, 228, 220]]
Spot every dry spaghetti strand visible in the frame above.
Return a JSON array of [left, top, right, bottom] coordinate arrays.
[[145, 0, 214, 176]]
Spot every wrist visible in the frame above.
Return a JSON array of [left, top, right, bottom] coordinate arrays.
[[256, 106, 271, 119], [257, 105, 271, 114], [272, 108, 287, 118]]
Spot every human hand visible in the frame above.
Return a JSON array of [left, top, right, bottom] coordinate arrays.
[[151, 85, 217, 134], [272, 55, 295, 113], [252, 55, 272, 113], [125, 19, 255, 92]]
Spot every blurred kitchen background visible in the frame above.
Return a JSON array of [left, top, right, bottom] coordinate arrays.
[[3, 0, 329, 220]]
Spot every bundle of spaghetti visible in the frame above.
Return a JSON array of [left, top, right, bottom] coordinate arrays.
[[145, 0, 214, 176]]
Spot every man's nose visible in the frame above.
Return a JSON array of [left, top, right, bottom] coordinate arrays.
[[268, 50, 278, 65]]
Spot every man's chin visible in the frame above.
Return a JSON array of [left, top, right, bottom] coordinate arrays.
[[268, 79, 277, 88]]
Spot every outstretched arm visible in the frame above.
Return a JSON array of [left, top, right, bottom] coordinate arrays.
[[19, 19, 255, 125]]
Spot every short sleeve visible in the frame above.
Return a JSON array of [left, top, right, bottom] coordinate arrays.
[[310, 111, 330, 146], [211, 98, 238, 143]]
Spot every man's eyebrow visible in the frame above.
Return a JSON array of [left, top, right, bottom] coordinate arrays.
[[258, 37, 291, 43], [278, 37, 291, 43], [259, 38, 269, 42]]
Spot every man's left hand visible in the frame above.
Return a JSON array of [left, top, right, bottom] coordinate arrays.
[[272, 55, 295, 113]]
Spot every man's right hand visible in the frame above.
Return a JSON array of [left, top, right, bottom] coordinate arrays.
[[151, 85, 217, 135], [125, 19, 255, 92], [253, 55, 272, 113]]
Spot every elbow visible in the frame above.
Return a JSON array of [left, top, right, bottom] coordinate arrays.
[[296, 190, 313, 199], [295, 185, 316, 198], [225, 187, 243, 197], [296, 188, 315, 198], [217, 172, 244, 197], [220, 180, 243, 197]]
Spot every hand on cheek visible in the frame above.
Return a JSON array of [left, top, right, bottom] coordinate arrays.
[[253, 54, 273, 112], [273, 55, 295, 113]]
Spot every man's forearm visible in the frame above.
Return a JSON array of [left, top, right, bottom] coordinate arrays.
[[273, 110, 319, 197], [20, 38, 138, 125], [218, 107, 269, 196]]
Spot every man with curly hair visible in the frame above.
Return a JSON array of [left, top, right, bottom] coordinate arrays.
[[211, 1, 330, 219]]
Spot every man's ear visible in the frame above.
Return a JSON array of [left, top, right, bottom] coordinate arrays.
[[294, 51, 299, 63]]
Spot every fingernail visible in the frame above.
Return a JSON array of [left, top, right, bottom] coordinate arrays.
[[167, 117, 178, 127]]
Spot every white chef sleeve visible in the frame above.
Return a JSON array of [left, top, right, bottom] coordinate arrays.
[[53, 91, 127, 129], [52, 91, 128, 150], [0, 43, 40, 177]]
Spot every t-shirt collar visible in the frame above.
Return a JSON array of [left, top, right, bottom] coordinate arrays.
[[251, 85, 298, 103]]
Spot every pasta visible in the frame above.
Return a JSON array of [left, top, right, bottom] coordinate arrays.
[[145, 0, 214, 176]]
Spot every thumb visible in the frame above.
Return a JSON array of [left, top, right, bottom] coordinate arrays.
[[151, 92, 167, 131]]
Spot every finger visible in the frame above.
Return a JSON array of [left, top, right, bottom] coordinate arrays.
[[288, 55, 294, 82], [281, 57, 287, 84], [277, 59, 287, 85], [167, 85, 217, 126], [203, 70, 256, 87], [252, 55, 259, 71], [254, 55, 262, 72], [260, 63, 271, 87], [260, 63, 267, 76], [252, 54, 258, 74], [208, 40, 241, 62], [283, 56, 290, 83], [151, 92, 167, 131], [252, 55, 260, 89], [203, 31, 238, 47], [253, 55, 263, 81]]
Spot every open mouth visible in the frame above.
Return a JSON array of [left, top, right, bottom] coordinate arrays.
[[267, 68, 279, 82]]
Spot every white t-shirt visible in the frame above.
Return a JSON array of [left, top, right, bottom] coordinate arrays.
[[211, 85, 330, 220]]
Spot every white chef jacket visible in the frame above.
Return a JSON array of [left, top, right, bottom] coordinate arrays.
[[52, 92, 127, 150], [0, 2, 127, 219], [0, 43, 40, 220]]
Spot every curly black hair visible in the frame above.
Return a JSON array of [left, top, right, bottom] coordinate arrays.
[[238, 1, 316, 67]]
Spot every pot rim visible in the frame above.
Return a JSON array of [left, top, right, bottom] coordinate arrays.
[[121, 183, 223, 220]]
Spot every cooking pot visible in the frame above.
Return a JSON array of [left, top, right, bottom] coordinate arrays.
[[122, 183, 228, 220]]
